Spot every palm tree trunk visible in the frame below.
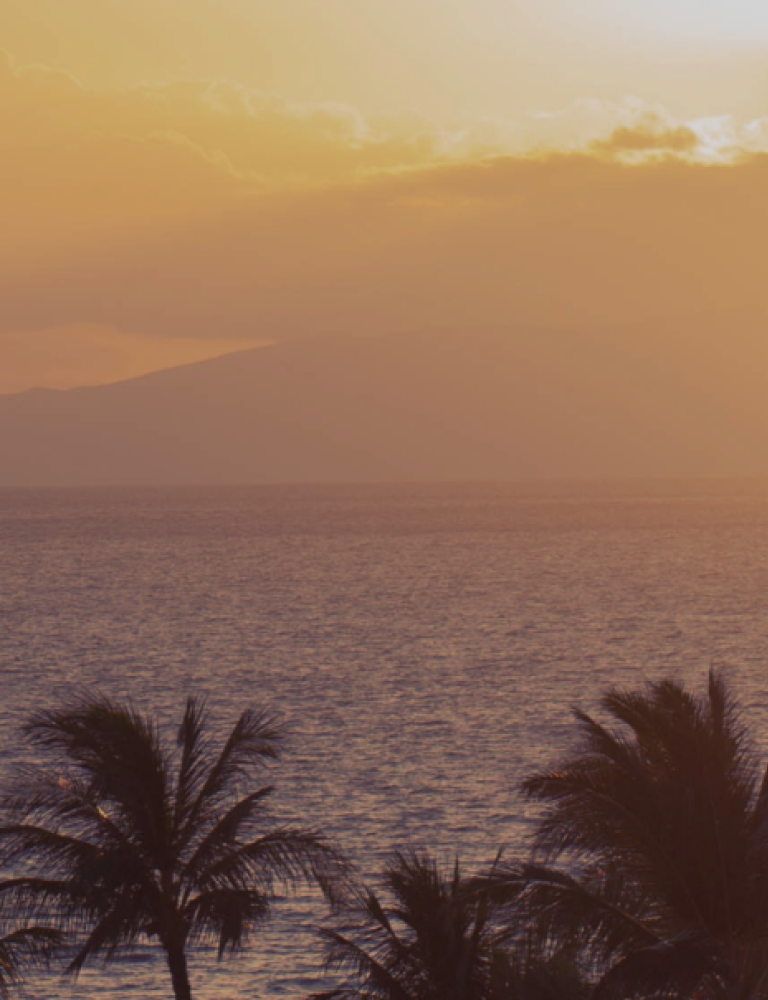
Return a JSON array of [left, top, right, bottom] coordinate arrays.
[[165, 940, 192, 1000]]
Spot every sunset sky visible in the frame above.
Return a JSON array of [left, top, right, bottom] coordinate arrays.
[[2, 0, 768, 393]]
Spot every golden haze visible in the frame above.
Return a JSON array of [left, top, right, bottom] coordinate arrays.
[[1, 0, 768, 395]]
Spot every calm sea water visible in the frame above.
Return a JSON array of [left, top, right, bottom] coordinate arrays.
[[3, 482, 768, 998]]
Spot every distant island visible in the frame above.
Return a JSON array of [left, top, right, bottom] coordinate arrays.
[[2, 327, 767, 487]]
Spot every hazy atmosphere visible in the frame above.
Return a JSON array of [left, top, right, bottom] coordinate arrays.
[[2, 0, 768, 483], [4, 5, 768, 1000]]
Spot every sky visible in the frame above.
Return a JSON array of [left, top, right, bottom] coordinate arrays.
[[2, 0, 768, 392]]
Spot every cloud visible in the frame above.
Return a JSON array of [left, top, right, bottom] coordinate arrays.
[[3, 50, 768, 390], [593, 123, 699, 157], [0, 51, 451, 189]]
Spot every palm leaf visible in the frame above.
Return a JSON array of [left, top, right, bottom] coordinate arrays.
[[0, 925, 62, 997], [178, 708, 282, 848]]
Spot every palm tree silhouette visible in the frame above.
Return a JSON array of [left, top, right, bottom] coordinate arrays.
[[506, 672, 768, 999], [312, 850, 513, 1000], [0, 697, 343, 1000]]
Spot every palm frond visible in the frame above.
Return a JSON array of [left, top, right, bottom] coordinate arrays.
[[196, 827, 345, 901], [173, 699, 213, 833], [593, 935, 719, 1000], [0, 925, 63, 997], [184, 888, 271, 956], [181, 786, 273, 879], [315, 927, 417, 1000], [0, 823, 102, 871], [510, 863, 660, 967], [24, 698, 173, 862], [490, 946, 590, 1000], [314, 851, 506, 1000], [177, 708, 282, 850], [67, 890, 150, 973]]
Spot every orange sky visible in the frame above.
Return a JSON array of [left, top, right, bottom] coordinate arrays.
[[2, 1, 768, 392]]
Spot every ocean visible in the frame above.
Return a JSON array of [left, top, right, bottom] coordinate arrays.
[[2, 482, 768, 997]]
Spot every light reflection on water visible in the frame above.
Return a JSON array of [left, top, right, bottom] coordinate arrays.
[[3, 483, 768, 996]]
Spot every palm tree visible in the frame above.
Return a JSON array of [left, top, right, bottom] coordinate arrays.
[[505, 671, 768, 1000], [0, 696, 344, 1000], [312, 850, 512, 1000]]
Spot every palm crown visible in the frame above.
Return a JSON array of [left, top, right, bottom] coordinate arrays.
[[508, 672, 768, 999], [313, 850, 512, 1000], [0, 696, 343, 1000]]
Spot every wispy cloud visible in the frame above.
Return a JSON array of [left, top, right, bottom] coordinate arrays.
[[3, 51, 768, 390]]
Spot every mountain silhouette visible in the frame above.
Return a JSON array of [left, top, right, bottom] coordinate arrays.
[[2, 327, 767, 486]]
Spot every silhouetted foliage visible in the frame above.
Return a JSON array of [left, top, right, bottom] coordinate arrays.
[[2, 673, 765, 1000], [312, 850, 590, 1000], [0, 697, 344, 1000], [312, 850, 508, 1000], [504, 671, 768, 999], [0, 921, 61, 997], [489, 944, 590, 1000]]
